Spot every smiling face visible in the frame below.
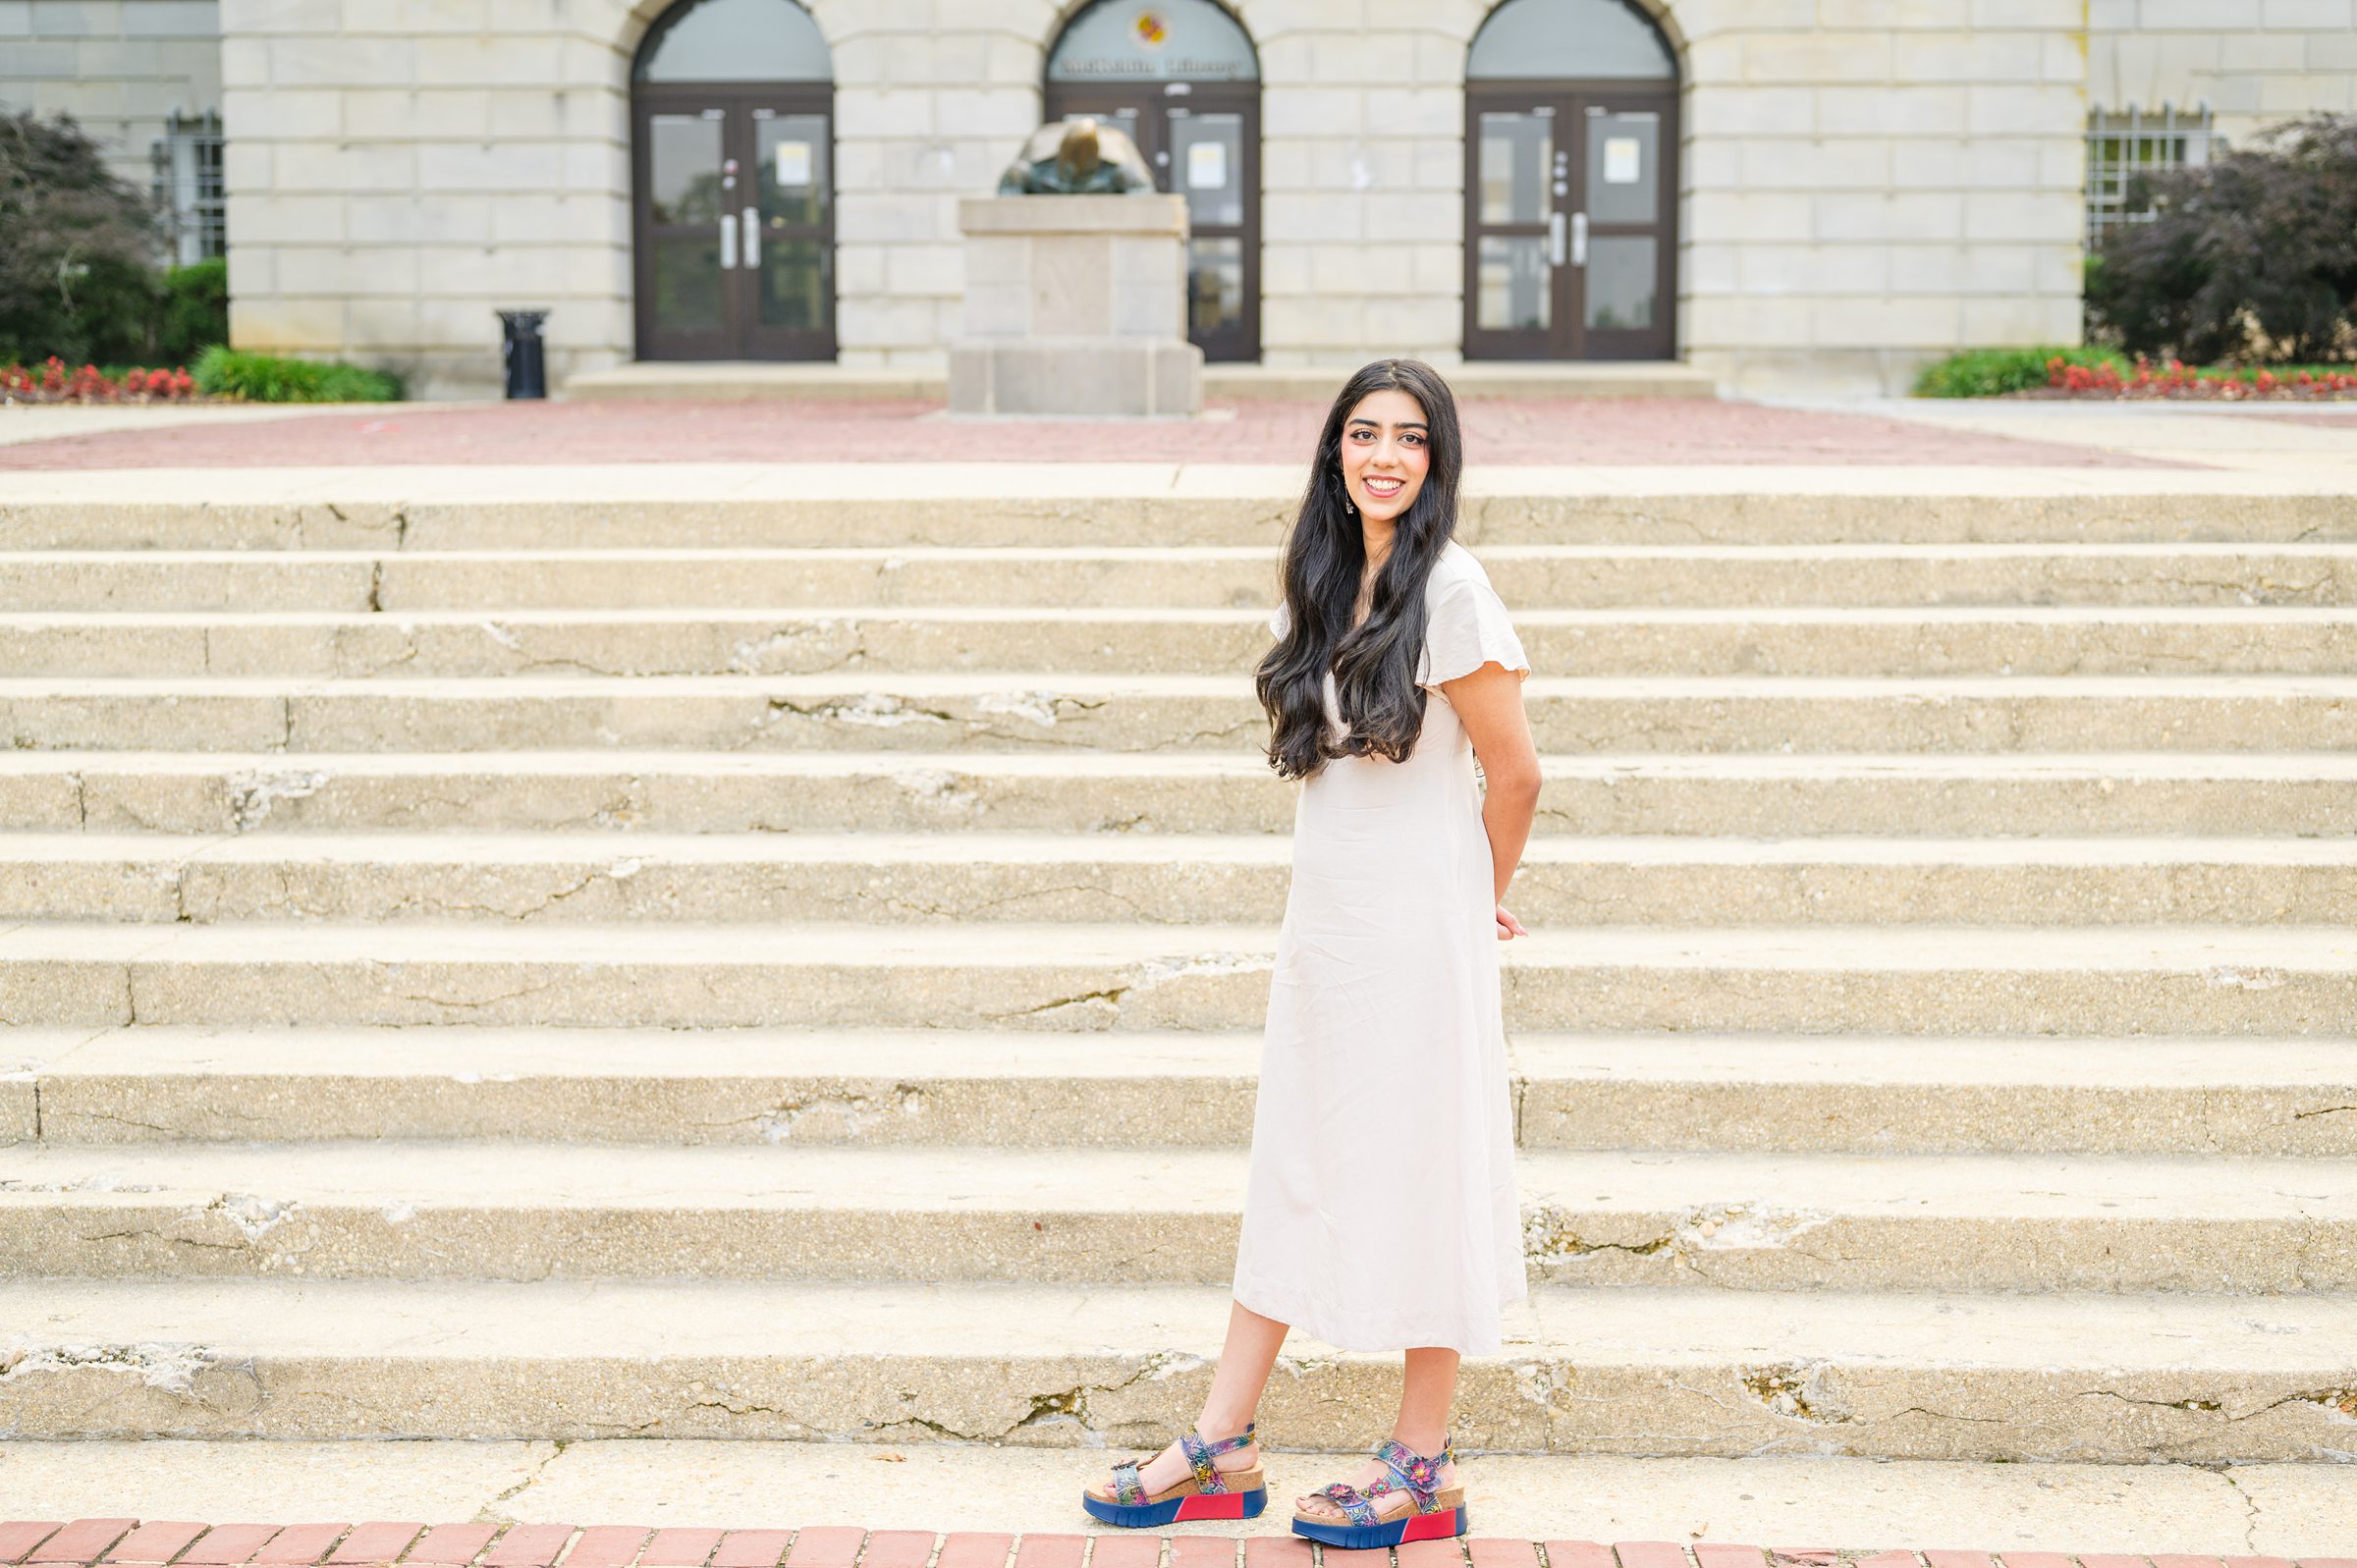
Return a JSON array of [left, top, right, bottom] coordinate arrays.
[[1338, 387, 1431, 525]]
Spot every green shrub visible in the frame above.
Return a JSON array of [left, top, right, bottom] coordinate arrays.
[[1912, 345, 2125, 398], [2087, 111, 2357, 364], [192, 345, 404, 403], [156, 257, 228, 363]]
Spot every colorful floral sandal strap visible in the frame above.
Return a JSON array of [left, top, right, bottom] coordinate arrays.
[[1109, 1457, 1148, 1506], [1314, 1481, 1380, 1527], [1372, 1437, 1454, 1513], [1178, 1420, 1257, 1494]]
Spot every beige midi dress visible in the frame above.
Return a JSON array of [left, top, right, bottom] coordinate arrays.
[[1231, 538, 1532, 1355]]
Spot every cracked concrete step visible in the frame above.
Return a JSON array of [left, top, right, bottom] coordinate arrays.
[[4, 920, 2351, 1034], [10, 488, 2354, 549], [3, 1276, 2353, 1460], [20, 832, 2357, 927], [7, 543, 2356, 613], [3, 1141, 2353, 1293], [10, 1026, 2357, 1157], [12, 606, 2357, 678], [11, 674, 2357, 753], [14, 751, 2357, 838]]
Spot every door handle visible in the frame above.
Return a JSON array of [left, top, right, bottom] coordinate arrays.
[[719, 210, 738, 270], [742, 205, 759, 269], [1570, 211, 1589, 267], [1548, 210, 1565, 266]]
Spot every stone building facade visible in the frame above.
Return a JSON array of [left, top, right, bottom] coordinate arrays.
[[4, 0, 2352, 399]]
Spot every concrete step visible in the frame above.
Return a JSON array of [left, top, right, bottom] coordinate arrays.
[[3, 1276, 2352, 1461], [10, 606, 2357, 677], [19, 833, 2357, 927], [4, 920, 2350, 1034], [7, 486, 2353, 551], [7, 544, 2355, 613], [10, 675, 2357, 753], [3, 1141, 2350, 1293], [15, 751, 2357, 838], [11, 1027, 2357, 1157]]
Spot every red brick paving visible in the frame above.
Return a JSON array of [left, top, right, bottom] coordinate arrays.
[[252, 1529, 351, 1568], [405, 1530, 500, 1568], [30, 1527, 137, 1565], [780, 1530, 862, 1568], [0, 397, 2191, 471], [935, 1538, 1014, 1568], [1693, 1550, 1768, 1568], [1542, 1546, 1614, 1568], [103, 1526, 208, 1566], [1010, 1539, 1083, 1568], [182, 1529, 288, 1566], [330, 1528, 425, 1567], [1078, 1541, 1158, 1568], [709, 1535, 791, 1568], [7, 1528, 2356, 1568], [561, 1534, 650, 1568], [483, 1529, 573, 1568]]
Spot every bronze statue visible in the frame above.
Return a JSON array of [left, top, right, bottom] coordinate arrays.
[[997, 116, 1155, 194]]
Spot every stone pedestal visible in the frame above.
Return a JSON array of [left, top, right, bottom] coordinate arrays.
[[949, 193, 1203, 417]]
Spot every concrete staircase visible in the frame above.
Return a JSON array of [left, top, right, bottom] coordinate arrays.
[[3, 481, 2354, 1472]]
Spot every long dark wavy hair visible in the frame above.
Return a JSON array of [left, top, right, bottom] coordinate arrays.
[[1255, 357, 1465, 782]]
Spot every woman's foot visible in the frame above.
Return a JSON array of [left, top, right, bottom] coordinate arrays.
[[1292, 1441, 1457, 1523], [1084, 1425, 1261, 1504]]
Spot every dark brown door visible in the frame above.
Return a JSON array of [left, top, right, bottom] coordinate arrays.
[[1042, 82, 1261, 362], [632, 83, 836, 360], [1463, 83, 1676, 361]]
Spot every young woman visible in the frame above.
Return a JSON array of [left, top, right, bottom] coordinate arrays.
[[1080, 357, 1541, 1546]]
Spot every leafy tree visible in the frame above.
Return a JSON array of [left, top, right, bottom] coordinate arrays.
[[2088, 112, 2357, 364], [0, 109, 165, 366]]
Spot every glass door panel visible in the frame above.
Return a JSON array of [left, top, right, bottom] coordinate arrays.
[[641, 105, 733, 353], [1569, 98, 1672, 356], [750, 108, 830, 337]]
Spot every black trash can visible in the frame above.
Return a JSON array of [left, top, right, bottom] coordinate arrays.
[[497, 309, 549, 400]]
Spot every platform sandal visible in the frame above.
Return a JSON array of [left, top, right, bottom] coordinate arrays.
[[1079, 1420, 1268, 1527], [1289, 1435, 1468, 1549]]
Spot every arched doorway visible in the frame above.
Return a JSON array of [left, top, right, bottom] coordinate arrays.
[[630, 0, 835, 360], [1463, 0, 1678, 361], [1044, 0, 1261, 362]]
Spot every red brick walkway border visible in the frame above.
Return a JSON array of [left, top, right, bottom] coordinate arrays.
[[3, 1524, 2348, 1568]]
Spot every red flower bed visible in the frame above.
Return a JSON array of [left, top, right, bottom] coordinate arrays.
[[2, 356, 199, 404], [2047, 353, 2357, 399]]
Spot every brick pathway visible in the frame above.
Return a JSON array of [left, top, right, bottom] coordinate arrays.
[[0, 397, 2190, 470], [3, 1525, 2347, 1568]]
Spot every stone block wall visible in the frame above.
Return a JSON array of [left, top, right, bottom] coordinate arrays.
[[2088, 0, 2355, 143], [0, 0, 221, 203]]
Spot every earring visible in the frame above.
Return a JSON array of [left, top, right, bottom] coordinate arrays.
[[1336, 469, 1355, 515]]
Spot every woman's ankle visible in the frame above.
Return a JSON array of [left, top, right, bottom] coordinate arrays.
[[1390, 1424, 1450, 1460], [1195, 1409, 1258, 1447]]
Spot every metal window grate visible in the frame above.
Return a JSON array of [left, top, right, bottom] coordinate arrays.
[[2086, 105, 2218, 248], [150, 108, 226, 265]]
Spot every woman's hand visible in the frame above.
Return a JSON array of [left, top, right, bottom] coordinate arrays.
[[1496, 904, 1528, 941]]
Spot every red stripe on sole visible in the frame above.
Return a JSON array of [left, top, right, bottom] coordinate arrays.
[[1399, 1513, 1463, 1543], [1174, 1495, 1247, 1522]]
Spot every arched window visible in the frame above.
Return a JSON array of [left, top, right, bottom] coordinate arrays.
[[1461, 0, 1678, 362], [1048, 0, 1258, 82], [1467, 0, 1674, 81], [630, 0, 836, 361], [1044, 0, 1262, 361], [635, 0, 832, 82]]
